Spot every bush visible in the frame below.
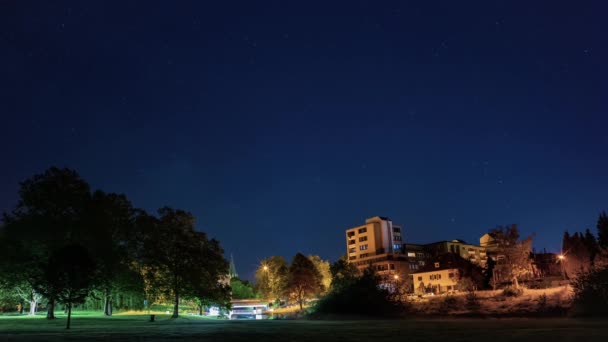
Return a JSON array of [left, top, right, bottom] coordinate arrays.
[[572, 266, 608, 316], [465, 291, 480, 312], [502, 286, 524, 297], [536, 293, 548, 313], [440, 295, 459, 313], [311, 269, 405, 318]]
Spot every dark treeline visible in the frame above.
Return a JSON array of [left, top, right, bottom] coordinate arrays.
[[562, 212, 608, 277], [0, 167, 230, 328]]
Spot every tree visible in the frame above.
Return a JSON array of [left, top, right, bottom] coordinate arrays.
[[230, 278, 256, 299], [85, 191, 140, 316], [583, 228, 599, 266], [329, 255, 360, 291], [489, 224, 533, 288], [563, 231, 593, 277], [255, 256, 288, 303], [45, 244, 96, 329], [142, 207, 228, 318], [1, 167, 91, 319], [285, 253, 322, 310], [597, 211, 608, 251], [307, 255, 331, 294]]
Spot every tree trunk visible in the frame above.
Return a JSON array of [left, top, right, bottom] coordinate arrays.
[[199, 304, 203, 316], [46, 298, 56, 319], [299, 300, 303, 311], [19, 301, 24, 315], [29, 300, 37, 316], [104, 289, 113, 316], [66, 304, 72, 330], [172, 292, 179, 318]]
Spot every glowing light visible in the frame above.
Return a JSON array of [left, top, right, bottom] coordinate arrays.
[[558, 254, 565, 260], [263, 265, 268, 271], [394, 274, 399, 280]]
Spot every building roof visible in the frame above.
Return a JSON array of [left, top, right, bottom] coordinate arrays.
[[412, 253, 474, 274]]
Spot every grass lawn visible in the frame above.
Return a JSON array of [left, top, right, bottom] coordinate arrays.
[[1, 312, 607, 341]]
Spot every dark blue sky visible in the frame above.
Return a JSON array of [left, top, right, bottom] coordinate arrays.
[[2, 1, 607, 280]]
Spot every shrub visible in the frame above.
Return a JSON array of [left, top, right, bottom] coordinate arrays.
[[440, 295, 459, 313], [311, 268, 405, 318], [502, 286, 523, 297], [465, 291, 480, 312], [571, 266, 608, 316], [536, 293, 548, 313]]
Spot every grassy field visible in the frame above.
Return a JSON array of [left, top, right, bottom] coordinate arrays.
[[1, 312, 607, 341]]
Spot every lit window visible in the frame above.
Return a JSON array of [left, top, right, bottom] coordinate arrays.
[[393, 244, 401, 251], [349, 247, 356, 253], [360, 244, 368, 251], [393, 235, 402, 241], [407, 252, 416, 257]]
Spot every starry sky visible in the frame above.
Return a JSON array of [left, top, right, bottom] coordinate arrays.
[[2, 1, 607, 280]]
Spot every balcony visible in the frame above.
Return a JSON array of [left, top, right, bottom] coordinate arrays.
[[348, 240, 356, 245]]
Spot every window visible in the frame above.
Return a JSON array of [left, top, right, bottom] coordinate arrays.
[[348, 239, 355, 245], [360, 253, 369, 258], [407, 252, 416, 257], [393, 227, 400, 233], [393, 244, 401, 251], [448, 272, 455, 278], [358, 227, 367, 234], [349, 256, 356, 261], [434, 262, 440, 268], [347, 231, 355, 238], [360, 244, 368, 251], [438, 274, 441, 279], [348, 247, 356, 253], [393, 235, 402, 241], [447, 286, 452, 291], [359, 236, 368, 242], [418, 276, 422, 281], [389, 264, 395, 270], [418, 260, 425, 266], [417, 252, 425, 258]]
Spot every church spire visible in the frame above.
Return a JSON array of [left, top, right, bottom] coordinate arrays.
[[228, 253, 238, 279]]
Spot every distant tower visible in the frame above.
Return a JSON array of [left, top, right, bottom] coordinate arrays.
[[228, 253, 238, 279]]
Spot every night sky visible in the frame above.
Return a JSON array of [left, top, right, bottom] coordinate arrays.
[[2, 1, 607, 280]]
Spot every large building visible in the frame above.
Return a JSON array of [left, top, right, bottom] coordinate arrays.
[[345, 216, 409, 279], [424, 240, 487, 268]]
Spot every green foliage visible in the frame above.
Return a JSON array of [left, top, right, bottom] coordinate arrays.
[[572, 266, 608, 316], [1, 167, 232, 320], [285, 253, 323, 310], [307, 255, 332, 294], [142, 207, 229, 318], [43, 244, 97, 328], [329, 256, 360, 291], [230, 278, 256, 299], [255, 256, 288, 302], [311, 268, 404, 318]]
